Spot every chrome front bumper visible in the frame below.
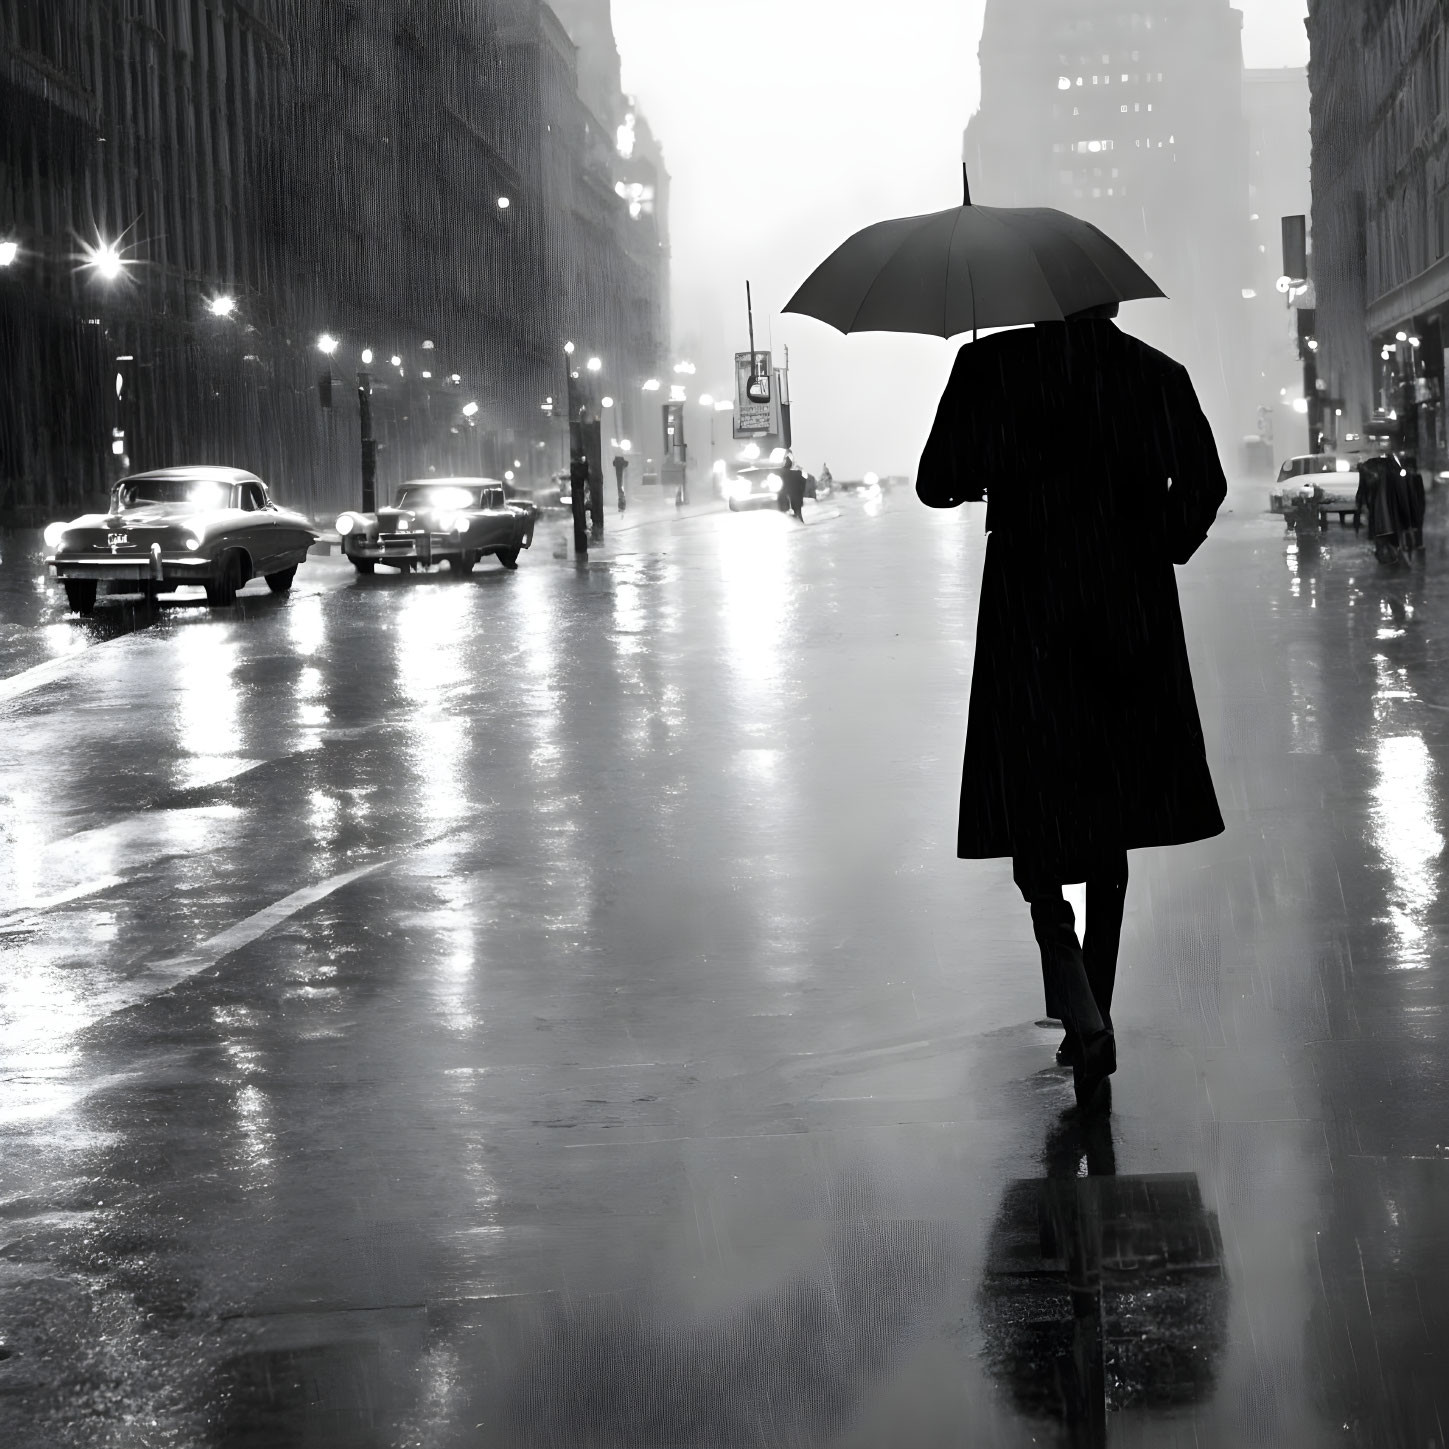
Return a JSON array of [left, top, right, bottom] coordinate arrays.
[[48, 548, 215, 584], [345, 533, 465, 564]]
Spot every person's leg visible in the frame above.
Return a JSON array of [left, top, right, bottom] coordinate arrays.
[[1082, 851, 1128, 1026], [1015, 858, 1103, 1041]]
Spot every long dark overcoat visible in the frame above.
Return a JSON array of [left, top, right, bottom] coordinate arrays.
[[916, 320, 1227, 882]]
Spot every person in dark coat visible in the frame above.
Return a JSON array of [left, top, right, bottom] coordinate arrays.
[[779, 451, 807, 521], [916, 301, 1227, 1113], [612, 453, 629, 512]]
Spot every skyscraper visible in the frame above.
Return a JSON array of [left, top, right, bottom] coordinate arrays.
[[966, 0, 1253, 448]]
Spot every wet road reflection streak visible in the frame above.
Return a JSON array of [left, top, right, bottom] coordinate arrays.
[[171, 625, 243, 790], [1368, 725, 1443, 967], [394, 587, 472, 828]]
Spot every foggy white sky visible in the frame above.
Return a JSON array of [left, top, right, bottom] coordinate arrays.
[[610, 0, 1309, 476]]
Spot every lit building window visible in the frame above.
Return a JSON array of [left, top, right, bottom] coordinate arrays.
[[1121, 104, 1129, 113]]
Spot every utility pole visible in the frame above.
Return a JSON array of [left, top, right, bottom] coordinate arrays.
[[357, 370, 376, 513]]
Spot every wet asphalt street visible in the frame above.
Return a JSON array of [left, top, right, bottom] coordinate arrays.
[[1, 476, 1448, 1448]]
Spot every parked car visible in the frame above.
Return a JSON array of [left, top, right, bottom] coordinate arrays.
[[1269, 452, 1360, 521], [336, 477, 537, 574], [44, 466, 318, 615]]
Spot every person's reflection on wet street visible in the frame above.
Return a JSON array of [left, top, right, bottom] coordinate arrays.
[[976, 1112, 1228, 1446]]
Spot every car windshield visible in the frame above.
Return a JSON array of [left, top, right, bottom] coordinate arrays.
[[115, 477, 232, 508], [395, 485, 479, 510]]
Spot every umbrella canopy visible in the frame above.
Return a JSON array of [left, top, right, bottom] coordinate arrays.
[[783, 167, 1165, 339]]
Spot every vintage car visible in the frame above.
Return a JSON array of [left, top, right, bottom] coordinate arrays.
[[717, 451, 820, 512], [44, 466, 319, 615], [335, 477, 537, 573], [1269, 452, 1361, 525]]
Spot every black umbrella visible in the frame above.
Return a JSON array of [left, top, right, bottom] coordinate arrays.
[[784, 167, 1166, 339]]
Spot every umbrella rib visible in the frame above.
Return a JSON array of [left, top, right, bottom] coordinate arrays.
[[943, 206, 971, 341], [997, 208, 1119, 305], [845, 213, 945, 334]]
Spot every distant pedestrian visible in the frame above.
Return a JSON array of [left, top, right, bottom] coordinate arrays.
[[612, 453, 629, 512], [915, 300, 1227, 1114], [779, 452, 807, 521]]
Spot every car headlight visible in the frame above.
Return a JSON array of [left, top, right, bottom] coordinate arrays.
[[42, 522, 68, 549], [185, 536, 201, 551], [454, 517, 469, 534], [336, 513, 356, 536], [765, 473, 782, 493]]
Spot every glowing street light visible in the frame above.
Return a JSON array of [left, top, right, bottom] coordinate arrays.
[[601, 396, 614, 408], [361, 348, 374, 364], [642, 378, 661, 391], [81, 237, 127, 281], [462, 401, 480, 417], [390, 354, 402, 367], [0, 240, 16, 267], [206, 294, 237, 317], [620, 438, 632, 452], [698, 393, 714, 407], [587, 356, 602, 372], [317, 333, 339, 355], [497, 196, 511, 210], [564, 341, 576, 355]]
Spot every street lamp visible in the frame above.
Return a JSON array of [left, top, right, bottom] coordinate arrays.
[[390, 354, 402, 367], [80, 236, 128, 281], [361, 348, 374, 364], [0, 240, 17, 267], [462, 401, 479, 418], [317, 333, 339, 355], [206, 294, 237, 317], [642, 378, 661, 392], [587, 357, 602, 373], [564, 341, 576, 356], [497, 196, 511, 210], [601, 395, 614, 409]]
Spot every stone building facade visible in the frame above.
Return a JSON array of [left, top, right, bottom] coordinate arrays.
[[1308, 0, 1449, 469], [0, 0, 669, 520]]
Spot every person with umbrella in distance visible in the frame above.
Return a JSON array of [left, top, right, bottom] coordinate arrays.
[[786, 167, 1228, 1115]]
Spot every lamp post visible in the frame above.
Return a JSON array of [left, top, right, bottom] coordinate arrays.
[[563, 342, 589, 555]]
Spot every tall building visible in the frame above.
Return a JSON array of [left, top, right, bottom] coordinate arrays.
[[540, 0, 670, 462], [1243, 67, 1311, 467], [965, 0, 1253, 449], [0, 0, 670, 519], [1307, 0, 1447, 468]]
